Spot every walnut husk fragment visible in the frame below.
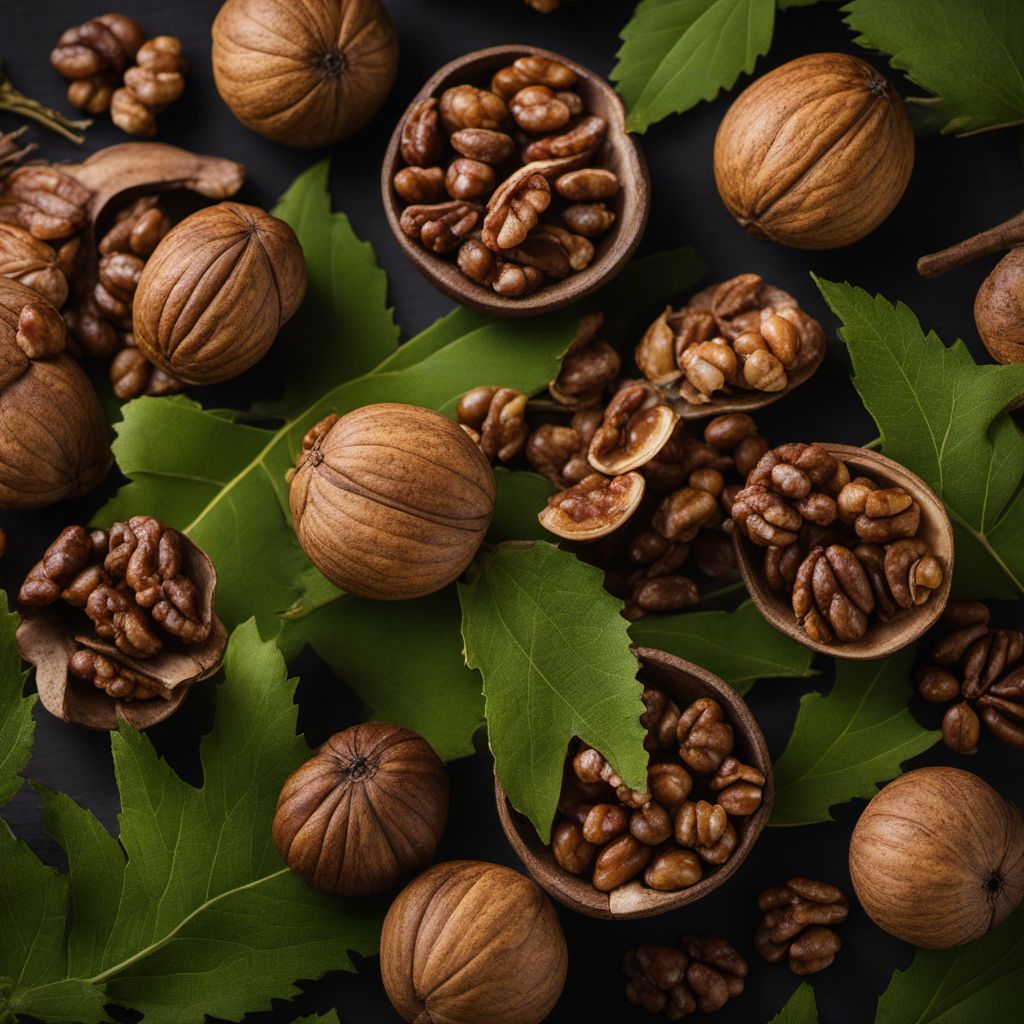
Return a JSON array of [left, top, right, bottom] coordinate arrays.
[[0, 278, 109, 508], [17, 529, 226, 731]]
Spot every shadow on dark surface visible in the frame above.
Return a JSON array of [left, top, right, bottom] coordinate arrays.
[[2, 1, 1022, 1023]]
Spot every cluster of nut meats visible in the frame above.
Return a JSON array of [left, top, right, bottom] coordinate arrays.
[[18, 517, 211, 700], [754, 878, 848, 975], [396, 55, 618, 297], [623, 937, 748, 1019], [636, 274, 825, 405], [915, 600, 1024, 754], [50, 13, 187, 135], [455, 314, 769, 617], [0, 152, 182, 398], [552, 688, 764, 893], [730, 443, 945, 644]]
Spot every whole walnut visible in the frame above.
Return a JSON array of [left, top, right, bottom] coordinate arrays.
[[380, 860, 567, 1024], [714, 53, 914, 250], [212, 0, 399, 147], [132, 202, 306, 384], [273, 722, 449, 896], [0, 279, 109, 508], [290, 404, 495, 600]]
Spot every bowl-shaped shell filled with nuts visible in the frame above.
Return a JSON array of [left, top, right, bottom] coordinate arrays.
[[496, 648, 773, 919], [732, 444, 954, 659], [381, 45, 649, 316]]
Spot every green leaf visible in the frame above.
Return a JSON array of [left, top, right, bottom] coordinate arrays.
[[613, 0, 776, 133], [0, 592, 32, 807], [283, 589, 484, 762], [876, 906, 1024, 1024], [770, 648, 939, 827], [770, 983, 818, 1024], [489, 468, 555, 544], [257, 160, 399, 416], [459, 542, 647, 842], [816, 277, 1024, 598], [2, 622, 382, 1023], [629, 601, 816, 695], [845, 0, 1024, 135], [294, 1014, 341, 1024]]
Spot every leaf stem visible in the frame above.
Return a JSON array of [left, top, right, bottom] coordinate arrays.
[[917, 208, 1024, 278], [0, 61, 91, 145]]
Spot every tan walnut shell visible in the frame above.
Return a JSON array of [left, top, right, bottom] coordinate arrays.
[[849, 766, 1024, 948], [0, 279, 109, 509], [714, 53, 914, 250], [975, 248, 1024, 364], [289, 403, 496, 600], [380, 860, 568, 1024], [132, 201, 306, 385], [272, 721, 449, 896], [212, 0, 399, 148]]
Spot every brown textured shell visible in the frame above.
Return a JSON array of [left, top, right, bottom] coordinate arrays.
[[212, 0, 399, 148], [132, 201, 306, 385], [0, 224, 68, 308], [380, 860, 567, 1024], [289, 403, 495, 600], [713, 53, 914, 250], [849, 767, 1024, 948], [272, 722, 449, 896], [0, 279, 109, 509], [975, 249, 1024, 364]]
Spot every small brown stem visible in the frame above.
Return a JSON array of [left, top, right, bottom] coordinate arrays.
[[918, 209, 1024, 277], [0, 60, 91, 145]]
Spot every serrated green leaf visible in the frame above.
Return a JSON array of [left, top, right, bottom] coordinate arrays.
[[283, 589, 484, 762], [0, 592, 32, 807], [294, 1014, 341, 1024], [629, 600, 815, 695], [459, 542, 647, 842], [770, 647, 939, 826], [257, 160, 399, 416], [769, 982, 818, 1024], [815, 277, 1024, 598], [613, 0, 776, 133], [2, 622, 382, 1023], [845, 0, 1024, 135], [876, 906, 1024, 1024]]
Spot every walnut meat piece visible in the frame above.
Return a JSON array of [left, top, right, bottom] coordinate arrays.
[[400, 97, 444, 166], [482, 165, 551, 250], [588, 383, 678, 475], [0, 224, 69, 308], [0, 164, 92, 241], [455, 386, 528, 463], [401, 200, 482, 253], [523, 114, 606, 161], [439, 84, 508, 132], [539, 472, 645, 541], [755, 878, 849, 974], [549, 312, 619, 407]]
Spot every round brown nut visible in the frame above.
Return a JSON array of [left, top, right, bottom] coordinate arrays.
[[393, 166, 445, 203], [716, 782, 763, 816], [696, 820, 738, 865], [593, 834, 652, 891], [630, 802, 674, 846], [445, 158, 496, 200], [647, 763, 693, 812], [675, 800, 728, 848], [562, 201, 616, 237], [644, 848, 702, 892], [439, 84, 508, 132], [450, 127, 514, 164], [555, 168, 619, 201], [583, 803, 629, 845], [510, 84, 571, 134], [552, 819, 598, 874], [457, 237, 498, 285]]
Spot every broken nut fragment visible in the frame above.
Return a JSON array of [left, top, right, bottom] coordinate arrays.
[[539, 472, 645, 541]]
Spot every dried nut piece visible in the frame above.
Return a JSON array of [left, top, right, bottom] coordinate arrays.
[[549, 311, 619, 407], [0, 280, 109, 509], [630, 802, 674, 846], [112, 36, 188, 138], [531, 224, 594, 273], [582, 803, 629, 845], [133, 202, 306, 385], [561, 201, 615, 237], [510, 85, 571, 134], [400, 97, 444, 166], [523, 114, 606, 161], [0, 223, 68, 308], [647, 763, 693, 812], [652, 487, 719, 542], [792, 544, 875, 644], [674, 800, 728, 848], [482, 165, 551, 250], [456, 235, 498, 285], [525, 410, 600, 488], [755, 878, 849, 974], [731, 484, 801, 547], [492, 259, 544, 297], [593, 834, 652, 890], [539, 471, 645, 541], [641, 687, 681, 751], [710, 757, 765, 816], [854, 486, 921, 542], [445, 158, 496, 200], [212, 0, 399, 147], [290, 404, 494, 600], [450, 127, 515, 164], [455, 386, 528, 463], [503, 234, 572, 279], [401, 200, 482, 253], [552, 819, 598, 874], [0, 164, 92, 241], [440, 84, 508, 132], [273, 722, 449, 895], [677, 697, 733, 773], [50, 13, 145, 113], [588, 384, 678, 475], [556, 168, 619, 201], [393, 166, 445, 203]]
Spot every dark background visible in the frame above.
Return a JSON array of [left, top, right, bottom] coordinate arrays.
[[2, 1, 1022, 1022]]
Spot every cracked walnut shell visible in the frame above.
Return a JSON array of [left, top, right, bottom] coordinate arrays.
[[290, 403, 495, 600], [274, 722, 449, 896], [132, 201, 306, 385], [212, 0, 399, 147]]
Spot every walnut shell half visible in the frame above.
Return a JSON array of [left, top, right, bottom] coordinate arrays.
[[212, 0, 399, 147], [132, 201, 306, 385], [0, 279, 109, 509], [290, 403, 495, 600], [273, 722, 449, 896], [17, 529, 226, 730]]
